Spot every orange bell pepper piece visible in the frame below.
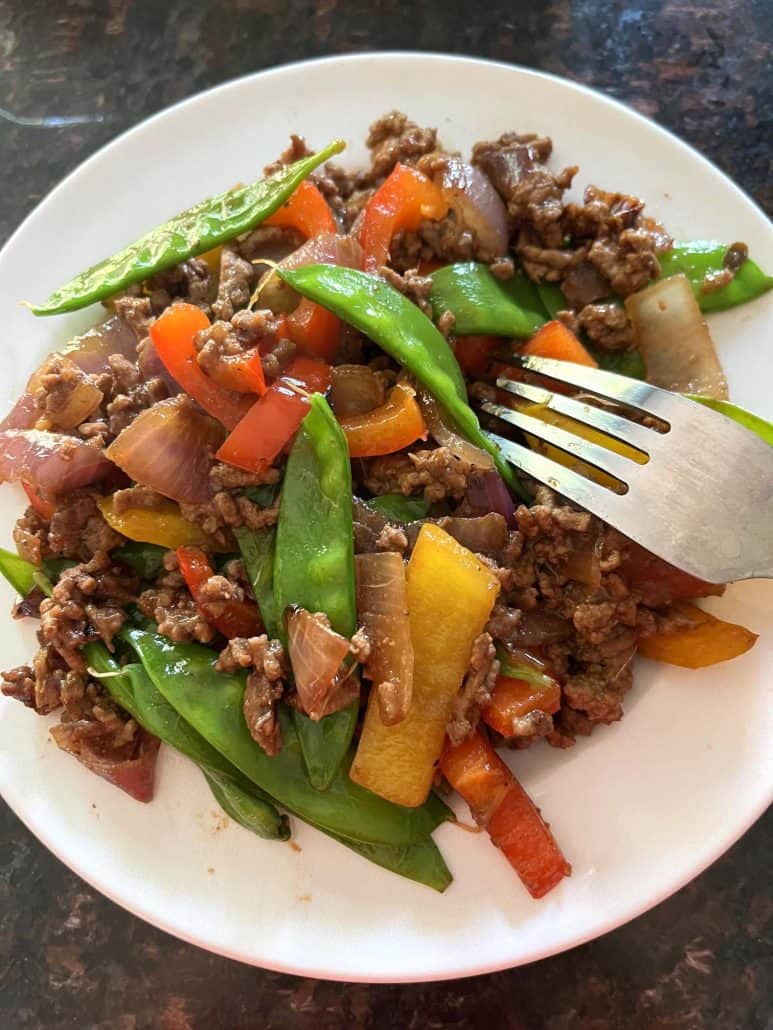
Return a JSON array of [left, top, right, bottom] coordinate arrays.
[[638, 602, 757, 668], [482, 675, 561, 737], [216, 355, 331, 473], [264, 181, 341, 361], [440, 730, 570, 899], [150, 303, 254, 430], [520, 320, 597, 367], [360, 164, 449, 274], [339, 382, 427, 457], [22, 482, 55, 519], [176, 545, 263, 639], [350, 523, 500, 807]]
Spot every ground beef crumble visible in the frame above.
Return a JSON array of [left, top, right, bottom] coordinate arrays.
[[216, 635, 288, 756], [137, 551, 215, 644], [446, 632, 499, 746], [363, 446, 474, 502]]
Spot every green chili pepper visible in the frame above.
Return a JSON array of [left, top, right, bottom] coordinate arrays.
[[658, 241, 773, 313], [0, 547, 36, 596], [429, 263, 547, 339], [121, 626, 453, 845], [112, 542, 167, 581], [234, 525, 280, 639], [30, 141, 345, 317], [688, 397, 773, 446], [274, 394, 359, 789], [366, 493, 431, 522], [279, 264, 528, 501], [85, 641, 289, 840]]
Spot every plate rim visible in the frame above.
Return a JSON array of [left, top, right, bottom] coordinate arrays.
[[1, 50, 771, 982]]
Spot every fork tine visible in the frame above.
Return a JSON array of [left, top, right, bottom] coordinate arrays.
[[508, 355, 674, 420], [494, 377, 663, 454], [479, 400, 642, 485], [484, 429, 629, 524]]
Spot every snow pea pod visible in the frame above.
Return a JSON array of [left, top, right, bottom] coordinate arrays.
[[234, 525, 280, 639], [657, 241, 773, 313], [279, 265, 528, 500], [31, 140, 345, 316], [535, 281, 566, 320], [429, 262, 547, 339], [85, 641, 289, 840], [366, 493, 431, 522], [274, 394, 359, 789], [588, 346, 646, 380], [112, 542, 167, 581], [0, 546, 36, 596], [689, 397, 773, 446], [121, 627, 453, 846]]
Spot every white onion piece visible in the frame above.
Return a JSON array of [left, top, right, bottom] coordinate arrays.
[[2, 316, 136, 431], [625, 274, 728, 399], [330, 365, 385, 417], [286, 608, 356, 721], [106, 396, 223, 505], [437, 157, 509, 259], [419, 391, 494, 469], [0, 430, 115, 493]]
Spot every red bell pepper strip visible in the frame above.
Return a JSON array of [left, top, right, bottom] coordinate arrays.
[[216, 356, 331, 473], [204, 347, 267, 396], [455, 335, 500, 376], [339, 382, 427, 457], [520, 320, 597, 367], [264, 181, 341, 361], [149, 303, 254, 429], [176, 545, 263, 639], [264, 180, 336, 237], [360, 164, 449, 274], [440, 730, 570, 899], [482, 675, 561, 738]]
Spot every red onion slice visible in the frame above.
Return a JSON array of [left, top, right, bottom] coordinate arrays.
[[106, 396, 223, 505], [461, 470, 516, 527], [0, 429, 115, 494], [436, 157, 509, 260], [286, 607, 357, 721]]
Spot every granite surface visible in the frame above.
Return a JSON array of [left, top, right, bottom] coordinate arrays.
[[0, 1, 771, 1026]]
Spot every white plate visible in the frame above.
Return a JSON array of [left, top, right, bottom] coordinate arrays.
[[1, 53, 771, 982]]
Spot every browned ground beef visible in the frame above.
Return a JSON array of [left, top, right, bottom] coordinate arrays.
[[212, 246, 255, 322], [363, 446, 474, 502], [13, 492, 124, 566], [446, 632, 499, 746], [137, 551, 215, 644], [216, 635, 288, 755]]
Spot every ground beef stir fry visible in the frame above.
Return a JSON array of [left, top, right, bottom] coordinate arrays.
[[0, 109, 761, 898]]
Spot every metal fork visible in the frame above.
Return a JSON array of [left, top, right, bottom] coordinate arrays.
[[473, 356, 773, 583]]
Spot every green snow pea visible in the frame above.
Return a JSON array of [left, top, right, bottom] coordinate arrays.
[[121, 627, 453, 847], [31, 140, 345, 316], [85, 641, 289, 840], [429, 262, 547, 339], [588, 346, 646, 380], [234, 525, 280, 639], [366, 493, 431, 522], [112, 542, 167, 581], [0, 547, 36, 596], [274, 394, 359, 789], [689, 397, 773, 446], [535, 281, 567, 320], [279, 264, 527, 500], [658, 241, 773, 313]]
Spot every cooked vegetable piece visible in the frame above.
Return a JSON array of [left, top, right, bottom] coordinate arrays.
[[234, 526, 280, 638], [112, 542, 167, 581], [455, 335, 500, 376], [657, 240, 773, 312], [355, 552, 414, 725], [327, 833, 452, 893], [340, 382, 427, 457], [22, 482, 56, 519], [176, 545, 263, 639], [121, 627, 452, 845], [216, 356, 331, 473], [365, 493, 431, 522], [98, 496, 229, 552], [689, 397, 773, 446], [30, 140, 345, 316], [0, 429, 115, 494], [274, 395, 358, 788], [278, 264, 528, 498], [589, 346, 646, 379], [351, 523, 500, 807], [265, 179, 336, 237], [286, 607, 357, 721], [626, 274, 728, 398], [535, 282, 567, 320], [0, 545, 36, 596], [418, 391, 494, 469], [638, 602, 757, 668], [440, 729, 570, 899], [429, 263, 547, 339], [482, 675, 561, 737], [520, 319, 597, 367], [360, 163, 448, 273]]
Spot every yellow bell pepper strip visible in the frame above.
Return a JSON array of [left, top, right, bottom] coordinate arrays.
[[520, 319, 597, 367], [339, 382, 427, 457], [440, 730, 570, 899], [360, 164, 449, 274], [638, 602, 758, 668], [350, 523, 500, 807], [97, 496, 231, 552], [516, 400, 647, 489]]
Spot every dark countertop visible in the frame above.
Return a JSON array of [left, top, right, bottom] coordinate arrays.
[[1, 2, 770, 1027]]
